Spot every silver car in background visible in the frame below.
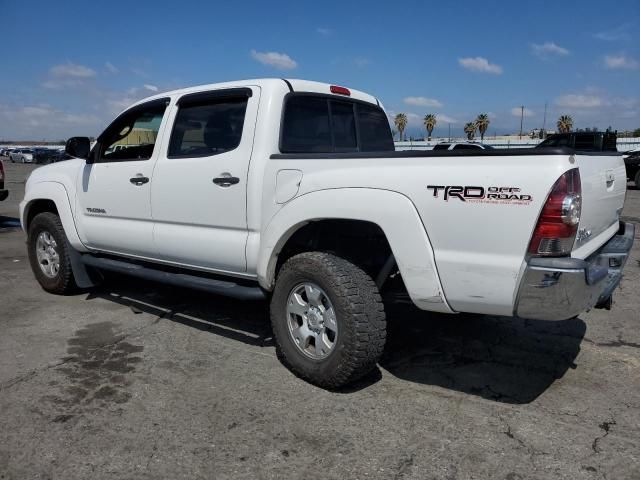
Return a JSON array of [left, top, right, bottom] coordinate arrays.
[[9, 149, 34, 163]]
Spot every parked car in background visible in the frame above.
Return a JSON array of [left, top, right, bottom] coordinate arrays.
[[0, 159, 8, 201], [10, 149, 34, 163], [536, 131, 617, 152], [432, 142, 495, 151], [624, 150, 640, 187], [0, 148, 9, 157], [33, 148, 67, 164]]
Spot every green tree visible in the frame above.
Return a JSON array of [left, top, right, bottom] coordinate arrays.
[[394, 113, 408, 141], [423, 114, 437, 141], [464, 122, 477, 140], [475, 113, 490, 141], [557, 115, 573, 133]]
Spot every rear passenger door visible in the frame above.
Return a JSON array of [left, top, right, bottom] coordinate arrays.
[[150, 87, 259, 273]]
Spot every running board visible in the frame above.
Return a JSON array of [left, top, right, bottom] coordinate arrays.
[[80, 255, 266, 301]]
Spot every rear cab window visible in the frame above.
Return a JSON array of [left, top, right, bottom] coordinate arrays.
[[280, 94, 394, 153]]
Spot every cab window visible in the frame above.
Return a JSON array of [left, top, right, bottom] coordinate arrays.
[[99, 99, 168, 162]]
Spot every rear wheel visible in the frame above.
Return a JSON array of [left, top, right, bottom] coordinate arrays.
[[27, 212, 76, 294], [270, 252, 386, 389]]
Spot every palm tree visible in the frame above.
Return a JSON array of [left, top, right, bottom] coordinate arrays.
[[475, 113, 490, 141], [423, 114, 437, 141], [394, 113, 408, 141], [557, 115, 573, 133], [464, 122, 477, 140]]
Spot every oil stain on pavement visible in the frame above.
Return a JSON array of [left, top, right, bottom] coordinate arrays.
[[44, 322, 143, 410]]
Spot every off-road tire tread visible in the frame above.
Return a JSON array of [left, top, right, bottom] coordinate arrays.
[[28, 212, 76, 295], [271, 252, 386, 389]]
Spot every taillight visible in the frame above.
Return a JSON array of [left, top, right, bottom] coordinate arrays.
[[528, 168, 581, 256], [330, 85, 351, 96]]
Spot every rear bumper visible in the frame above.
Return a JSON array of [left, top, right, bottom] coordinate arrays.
[[515, 221, 635, 320]]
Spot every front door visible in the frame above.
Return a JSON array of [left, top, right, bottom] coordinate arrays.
[[75, 98, 170, 258], [150, 87, 260, 273]]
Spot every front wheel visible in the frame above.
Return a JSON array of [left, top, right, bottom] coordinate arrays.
[[27, 212, 77, 294], [270, 252, 386, 389]]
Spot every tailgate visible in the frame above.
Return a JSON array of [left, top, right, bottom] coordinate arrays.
[[573, 153, 626, 257]]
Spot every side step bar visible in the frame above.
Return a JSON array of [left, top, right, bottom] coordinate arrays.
[[80, 255, 266, 301]]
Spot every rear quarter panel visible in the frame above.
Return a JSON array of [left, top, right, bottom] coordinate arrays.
[[265, 154, 576, 316]]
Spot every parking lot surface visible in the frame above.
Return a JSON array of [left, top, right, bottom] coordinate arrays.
[[1, 160, 639, 479]]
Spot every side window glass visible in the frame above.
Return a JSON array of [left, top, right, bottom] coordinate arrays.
[[281, 96, 331, 153], [101, 101, 167, 161], [357, 104, 394, 152], [168, 96, 248, 158]]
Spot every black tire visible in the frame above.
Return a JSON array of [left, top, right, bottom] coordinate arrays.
[[635, 170, 640, 188], [27, 212, 76, 294], [270, 252, 386, 389]]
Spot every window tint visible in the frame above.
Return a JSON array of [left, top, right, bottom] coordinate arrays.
[[453, 144, 482, 150], [574, 134, 596, 151], [433, 144, 450, 150], [168, 97, 248, 158], [281, 95, 394, 153], [603, 133, 617, 152], [101, 101, 167, 161], [281, 96, 331, 153], [330, 101, 357, 150], [357, 104, 394, 152]]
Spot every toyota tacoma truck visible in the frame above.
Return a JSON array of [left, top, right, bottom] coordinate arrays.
[[20, 79, 634, 388]]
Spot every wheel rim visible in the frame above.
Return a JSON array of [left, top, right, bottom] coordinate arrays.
[[286, 282, 338, 360], [35, 231, 60, 278]]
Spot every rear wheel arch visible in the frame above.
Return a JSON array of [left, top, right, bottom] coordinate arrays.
[[257, 188, 452, 313], [273, 218, 395, 287]]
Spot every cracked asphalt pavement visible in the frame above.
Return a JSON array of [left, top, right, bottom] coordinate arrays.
[[1, 161, 639, 479]]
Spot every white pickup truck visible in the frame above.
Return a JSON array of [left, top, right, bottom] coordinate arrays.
[[20, 78, 634, 388]]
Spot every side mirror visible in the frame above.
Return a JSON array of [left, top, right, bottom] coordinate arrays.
[[65, 137, 91, 160]]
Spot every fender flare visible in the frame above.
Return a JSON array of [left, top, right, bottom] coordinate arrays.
[[21, 181, 97, 288], [22, 181, 85, 251], [257, 188, 454, 313]]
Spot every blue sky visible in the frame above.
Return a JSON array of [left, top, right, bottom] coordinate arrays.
[[1, 0, 638, 140]]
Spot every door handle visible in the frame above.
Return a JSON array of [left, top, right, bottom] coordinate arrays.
[[130, 176, 149, 186], [213, 174, 240, 187]]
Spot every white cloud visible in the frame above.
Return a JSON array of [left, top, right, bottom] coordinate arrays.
[[458, 57, 503, 74], [316, 27, 332, 36], [250, 49, 297, 70], [50, 62, 96, 78], [143, 84, 159, 92], [594, 24, 631, 42], [555, 94, 608, 108], [403, 96, 443, 108], [0, 103, 102, 138], [531, 42, 569, 58], [105, 61, 119, 74], [511, 107, 535, 117], [604, 54, 639, 70], [436, 114, 457, 124], [354, 57, 370, 68]]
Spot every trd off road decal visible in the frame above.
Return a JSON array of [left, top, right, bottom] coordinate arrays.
[[427, 185, 532, 205]]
